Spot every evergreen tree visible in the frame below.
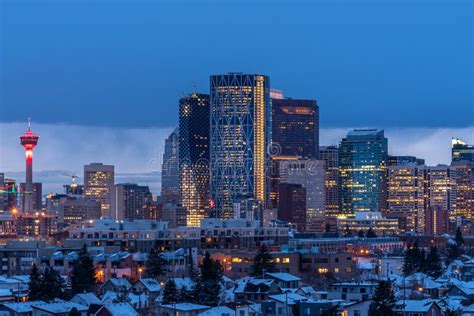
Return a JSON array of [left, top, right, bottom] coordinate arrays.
[[250, 245, 276, 277], [325, 222, 331, 233], [366, 227, 377, 238], [70, 244, 96, 294], [343, 224, 353, 237], [68, 307, 81, 316], [424, 246, 442, 278], [193, 252, 223, 307], [162, 279, 179, 305], [28, 263, 43, 301], [447, 243, 462, 262], [403, 242, 423, 276], [145, 247, 166, 278], [358, 230, 365, 238], [455, 227, 464, 246], [42, 267, 66, 301], [372, 280, 397, 316]]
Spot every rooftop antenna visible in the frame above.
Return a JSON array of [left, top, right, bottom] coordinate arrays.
[[27, 117, 32, 131]]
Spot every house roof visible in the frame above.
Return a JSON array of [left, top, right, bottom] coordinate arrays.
[[2, 301, 46, 313], [106, 277, 132, 289], [265, 273, 301, 282], [198, 306, 235, 316], [396, 299, 436, 312], [137, 278, 161, 292], [71, 292, 101, 305], [161, 302, 209, 311], [100, 302, 138, 316], [32, 301, 88, 313]]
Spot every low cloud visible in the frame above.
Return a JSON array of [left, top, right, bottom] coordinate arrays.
[[1, 122, 472, 194]]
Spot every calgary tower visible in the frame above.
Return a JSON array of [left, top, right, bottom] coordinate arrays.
[[19, 118, 39, 213]]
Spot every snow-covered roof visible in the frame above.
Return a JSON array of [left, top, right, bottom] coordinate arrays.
[[71, 292, 101, 305], [298, 286, 317, 295], [198, 306, 235, 316], [137, 278, 161, 292], [266, 272, 301, 282], [107, 277, 132, 289], [100, 302, 138, 316], [2, 301, 46, 313], [397, 299, 436, 312], [170, 277, 194, 290], [32, 301, 88, 313], [101, 291, 119, 303], [161, 302, 209, 311], [269, 293, 309, 304]]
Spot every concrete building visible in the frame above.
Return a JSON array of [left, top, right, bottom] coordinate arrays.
[[337, 212, 399, 236], [115, 183, 152, 221]]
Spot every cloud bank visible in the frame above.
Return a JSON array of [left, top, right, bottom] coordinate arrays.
[[1, 122, 472, 194]]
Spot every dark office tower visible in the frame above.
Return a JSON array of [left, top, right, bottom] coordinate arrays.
[[161, 128, 180, 205], [278, 183, 306, 232], [20, 182, 42, 211], [388, 155, 425, 166], [452, 138, 474, 163], [179, 93, 210, 227], [339, 129, 388, 215], [319, 146, 340, 217], [115, 183, 152, 221], [210, 73, 271, 218], [272, 98, 319, 159]]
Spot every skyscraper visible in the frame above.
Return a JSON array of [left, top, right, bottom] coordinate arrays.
[[278, 183, 306, 232], [272, 98, 319, 159], [280, 159, 326, 221], [452, 138, 474, 163], [427, 165, 452, 218], [210, 73, 271, 218], [387, 164, 427, 233], [19, 120, 40, 213], [450, 162, 474, 222], [115, 183, 152, 221], [179, 93, 210, 226], [320, 146, 340, 217], [161, 128, 180, 205], [84, 163, 115, 218], [339, 129, 388, 215]]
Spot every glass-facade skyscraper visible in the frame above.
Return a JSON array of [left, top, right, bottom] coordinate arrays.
[[210, 73, 271, 218], [161, 129, 180, 205], [339, 129, 388, 215], [179, 93, 210, 226]]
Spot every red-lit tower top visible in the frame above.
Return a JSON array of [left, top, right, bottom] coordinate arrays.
[[20, 118, 39, 152]]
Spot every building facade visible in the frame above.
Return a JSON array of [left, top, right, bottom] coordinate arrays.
[[387, 164, 427, 233], [115, 183, 152, 221], [210, 73, 271, 218], [320, 146, 340, 217], [452, 138, 474, 163], [339, 129, 388, 215], [271, 98, 319, 159], [178, 93, 210, 226], [161, 129, 180, 205], [84, 163, 115, 218], [278, 183, 306, 232]]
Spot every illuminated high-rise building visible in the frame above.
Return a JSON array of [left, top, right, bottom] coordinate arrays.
[[320, 146, 340, 217], [269, 155, 300, 209], [387, 164, 427, 233], [179, 93, 210, 226], [1, 179, 18, 213], [84, 163, 115, 218], [19, 182, 42, 212], [19, 120, 39, 213], [272, 98, 319, 159], [115, 183, 152, 221], [161, 129, 180, 205], [450, 162, 474, 222], [339, 129, 388, 215], [452, 138, 474, 163], [210, 73, 271, 218], [388, 155, 425, 166]]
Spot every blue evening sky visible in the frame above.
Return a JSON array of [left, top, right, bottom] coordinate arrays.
[[1, 0, 472, 128]]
